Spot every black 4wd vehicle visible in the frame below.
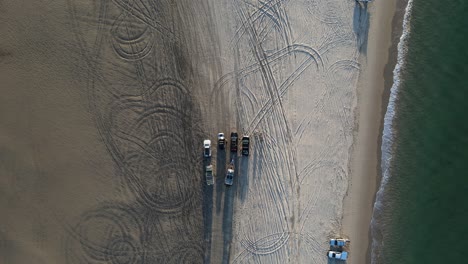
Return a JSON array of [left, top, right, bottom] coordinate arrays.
[[241, 136, 250, 156], [230, 132, 238, 152]]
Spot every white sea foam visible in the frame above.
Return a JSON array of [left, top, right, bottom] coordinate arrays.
[[370, 0, 414, 263]]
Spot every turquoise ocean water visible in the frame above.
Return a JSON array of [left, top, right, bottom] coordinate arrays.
[[371, 0, 468, 263]]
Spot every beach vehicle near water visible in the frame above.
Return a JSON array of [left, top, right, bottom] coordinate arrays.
[[203, 139, 211, 158], [205, 165, 214, 185], [330, 238, 349, 247], [327, 250, 348, 260]]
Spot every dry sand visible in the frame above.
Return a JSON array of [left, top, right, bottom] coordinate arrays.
[[204, 1, 378, 263], [0, 0, 397, 263]]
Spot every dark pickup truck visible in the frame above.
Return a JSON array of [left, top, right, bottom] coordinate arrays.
[[230, 132, 238, 152], [241, 136, 250, 156]]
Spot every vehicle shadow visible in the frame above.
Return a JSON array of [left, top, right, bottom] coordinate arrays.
[[353, 1, 370, 54], [327, 259, 347, 264], [202, 157, 213, 263], [251, 134, 264, 182], [221, 152, 237, 264], [215, 147, 227, 215], [237, 154, 250, 202]]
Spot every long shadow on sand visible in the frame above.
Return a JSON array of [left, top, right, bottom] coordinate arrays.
[[215, 148, 227, 215], [354, 1, 370, 54], [237, 153, 250, 202], [220, 152, 239, 263], [202, 156, 214, 264]]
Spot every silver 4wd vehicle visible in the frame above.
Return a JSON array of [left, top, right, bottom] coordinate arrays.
[[225, 159, 235, 186], [329, 238, 349, 247], [203, 139, 211, 158], [205, 165, 214, 185], [225, 168, 234, 186]]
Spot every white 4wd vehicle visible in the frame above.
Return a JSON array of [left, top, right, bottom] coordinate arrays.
[[203, 139, 211, 157], [327, 250, 348, 260], [217, 133, 225, 148]]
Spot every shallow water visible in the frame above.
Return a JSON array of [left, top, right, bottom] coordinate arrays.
[[372, 0, 468, 263]]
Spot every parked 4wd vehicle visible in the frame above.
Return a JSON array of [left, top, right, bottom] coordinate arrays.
[[225, 168, 234, 186], [327, 250, 348, 260], [225, 159, 235, 186], [205, 165, 214, 186], [241, 136, 250, 156], [218, 133, 225, 149], [329, 238, 349, 247], [230, 132, 238, 152], [203, 139, 211, 158]]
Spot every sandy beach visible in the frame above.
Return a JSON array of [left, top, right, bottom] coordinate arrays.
[[342, 0, 399, 263], [0, 0, 399, 263]]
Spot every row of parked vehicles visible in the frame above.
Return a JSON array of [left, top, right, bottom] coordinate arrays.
[[203, 132, 250, 157], [327, 238, 350, 261], [203, 132, 250, 186]]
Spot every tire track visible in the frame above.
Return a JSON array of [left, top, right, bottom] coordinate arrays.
[[111, 0, 175, 38], [230, 5, 302, 261], [166, 243, 204, 264], [210, 43, 324, 105], [65, 2, 207, 263], [230, 0, 292, 48], [110, 11, 154, 61], [322, 60, 360, 140], [232, 232, 290, 263], [64, 204, 147, 264], [305, 0, 345, 25]]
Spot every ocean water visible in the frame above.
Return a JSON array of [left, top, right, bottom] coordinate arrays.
[[371, 0, 468, 263]]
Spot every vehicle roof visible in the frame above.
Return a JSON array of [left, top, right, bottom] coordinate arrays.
[[341, 252, 348, 259]]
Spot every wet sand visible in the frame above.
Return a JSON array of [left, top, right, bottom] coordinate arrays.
[[342, 0, 400, 264]]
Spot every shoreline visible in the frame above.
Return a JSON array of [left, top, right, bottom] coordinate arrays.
[[342, 1, 401, 264]]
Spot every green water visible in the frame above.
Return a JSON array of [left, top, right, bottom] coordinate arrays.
[[380, 0, 468, 263]]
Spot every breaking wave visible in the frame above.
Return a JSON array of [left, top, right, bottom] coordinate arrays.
[[370, 0, 414, 263]]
